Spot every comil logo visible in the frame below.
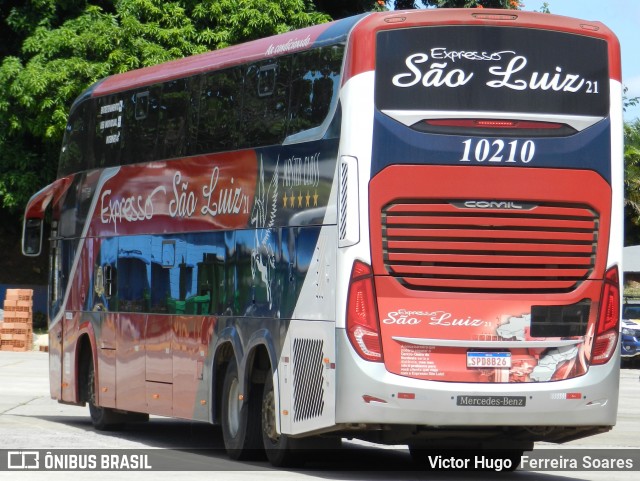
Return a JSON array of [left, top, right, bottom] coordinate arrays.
[[452, 201, 537, 211], [8, 451, 39, 469]]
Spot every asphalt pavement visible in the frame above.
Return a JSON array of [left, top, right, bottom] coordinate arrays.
[[1, 350, 639, 481]]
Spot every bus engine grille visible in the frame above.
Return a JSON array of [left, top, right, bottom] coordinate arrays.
[[292, 338, 325, 422], [381, 200, 598, 294]]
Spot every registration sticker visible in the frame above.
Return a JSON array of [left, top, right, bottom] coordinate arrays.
[[467, 352, 511, 368]]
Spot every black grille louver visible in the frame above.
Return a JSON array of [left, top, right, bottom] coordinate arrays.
[[382, 200, 598, 294], [292, 338, 325, 422]]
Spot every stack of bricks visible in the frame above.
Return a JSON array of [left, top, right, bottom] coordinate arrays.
[[1, 289, 34, 352]]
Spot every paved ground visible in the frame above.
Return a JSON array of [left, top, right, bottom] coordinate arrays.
[[0, 350, 638, 481]]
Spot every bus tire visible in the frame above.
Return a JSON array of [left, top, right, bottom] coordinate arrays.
[[86, 356, 123, 431], [261, 372, 306, 467], [221, 357, 264, 460]]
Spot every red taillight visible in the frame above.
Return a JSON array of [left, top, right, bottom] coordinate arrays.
[[591, 266, 620, 365], [346, 261, 383, 362], [414, 118, 576, 137], [424, 119, 565, 130]]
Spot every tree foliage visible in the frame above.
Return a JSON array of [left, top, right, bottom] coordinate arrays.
[[0, 0, 330, 213], [0, 0, 527, 215], [625, 120, 640, 245]]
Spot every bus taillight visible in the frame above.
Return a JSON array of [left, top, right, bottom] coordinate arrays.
[[413, 119, 576, 137], [346, 261, 383, 362], [591, 266, 620, 365]]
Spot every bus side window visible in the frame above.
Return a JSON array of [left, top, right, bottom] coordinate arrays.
[[195, 67, 242, 155], [117, 236, 151, 312], [104, 264, 114, 298], [156, 78, 190, 160], [258, 64, 277, 97], [240, 58, 291, 148], [135, 91, 149, 120], [59, 100, 92, 176], [94, 95, 123, 168], [194, 232, 225, 315], [96, 237, 118, 311], [122, 86, 161, 165], [288, 45, 344, 139]]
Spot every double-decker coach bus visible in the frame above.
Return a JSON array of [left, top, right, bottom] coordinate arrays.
[[22, 8, 622, 466]]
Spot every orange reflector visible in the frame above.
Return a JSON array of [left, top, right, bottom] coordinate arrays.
[[398, 392, 416, 400]]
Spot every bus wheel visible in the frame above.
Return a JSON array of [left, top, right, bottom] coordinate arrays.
[[261, 373, 305, 467], [86, 356, 123, 431], [221, 358, 263, 460]]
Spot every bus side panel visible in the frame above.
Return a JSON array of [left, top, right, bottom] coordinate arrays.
[[145, 313, 172, 384], [97, 344, 117, 409], [173, 315, 216, 420], [49, 320, 63, 401], [277, 215, 339, 434], [278, 319, 335, 436], [61, 311, 81, 404], [115, 312, 147, 413]]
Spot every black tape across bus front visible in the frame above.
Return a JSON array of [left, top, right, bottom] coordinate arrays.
[[375, 26, 609, 117]]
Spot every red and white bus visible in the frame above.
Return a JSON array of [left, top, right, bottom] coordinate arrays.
[[23, 8, 622, 466]]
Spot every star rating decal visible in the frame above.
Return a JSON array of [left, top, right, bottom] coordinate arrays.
[[282, 190, 320, 209]]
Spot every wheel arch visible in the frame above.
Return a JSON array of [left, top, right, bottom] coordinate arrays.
[[76, 333, 95, 406], [212, 327, 279, 424]]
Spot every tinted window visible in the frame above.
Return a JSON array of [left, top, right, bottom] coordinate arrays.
[[196, 67, 243, 154], [240, 59, 291, 148], [156, 78, 190, 160], [151, 262, 170, 313], [122, 86, 161, 164], [59, 101, 92, 176], [288, 46, 343, 137], [117, 236, 151, 312], [94, 95, 124, 168], [86, 45, 345, 167]]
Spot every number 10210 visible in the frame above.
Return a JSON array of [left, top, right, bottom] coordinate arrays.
[[459, 139, 536, 164]]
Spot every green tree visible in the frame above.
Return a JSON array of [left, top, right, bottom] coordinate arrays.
[[625, 120, 640, 245], [0, 0, 330, 214], [624, 85, 640, 245], [313, 1, 384, 19]]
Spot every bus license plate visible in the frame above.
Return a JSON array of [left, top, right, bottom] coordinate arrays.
[[467, 352, 511, 368]]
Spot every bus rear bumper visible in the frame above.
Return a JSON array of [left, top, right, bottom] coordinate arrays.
[[335, 333, 619, 430]]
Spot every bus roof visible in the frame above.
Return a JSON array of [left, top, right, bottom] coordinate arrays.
[[344, 9, 621, 84], [91, 8, 621, 98], [92, 14, 364, 97]]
